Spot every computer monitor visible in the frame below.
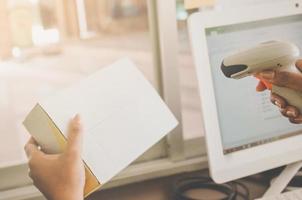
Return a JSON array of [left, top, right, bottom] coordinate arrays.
[[207, 16, 302, 154], [188, 2, 302, 183]]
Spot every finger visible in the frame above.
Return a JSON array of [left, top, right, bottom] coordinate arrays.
[[24, 137, 40, 158], [289, 115, 302, 124], [295, 59, 302, 72], [256, 81, 267, 92], [282, 106, 300, 118], [280, 108, 288, 118], [258, 70, 302, 92], [66, 114, 83, 156], [271, 93, 287, 109], [273, 70, 302, 92]]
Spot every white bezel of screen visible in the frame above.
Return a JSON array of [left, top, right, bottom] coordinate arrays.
[[188, 2, 302, 183]]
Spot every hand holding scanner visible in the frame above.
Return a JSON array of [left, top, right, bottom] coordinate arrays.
[[221, 40, 302, 112]]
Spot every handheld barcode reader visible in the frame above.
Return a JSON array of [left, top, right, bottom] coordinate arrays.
[[221, 40, 302, 112]]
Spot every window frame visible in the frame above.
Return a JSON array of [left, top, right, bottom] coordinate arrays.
[[153, 0, 206, 159]]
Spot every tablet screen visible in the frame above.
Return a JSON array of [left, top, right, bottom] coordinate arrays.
[[206, 14, 302, 154]]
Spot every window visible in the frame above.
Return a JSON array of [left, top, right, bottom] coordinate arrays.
[[0, 0, 167, 166], [0, 0, 210, 196]]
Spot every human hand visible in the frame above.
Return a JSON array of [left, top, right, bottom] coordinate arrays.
[[24, 115, 85, 200], [256, 59, 302, 124]]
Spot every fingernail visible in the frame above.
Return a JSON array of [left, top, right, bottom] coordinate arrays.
[[286, 110, 297, 118], [274, 101, 282, 108], [74, 114, 81, 122], [259, 71, 275, 80]]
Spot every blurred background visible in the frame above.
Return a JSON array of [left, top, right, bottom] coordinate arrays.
[[0, 0, 204, 168]]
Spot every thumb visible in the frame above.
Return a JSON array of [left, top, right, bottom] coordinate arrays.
[[273, 70, 302, 92], [66, 114, 83, 156], [258, 70, 302, 93]]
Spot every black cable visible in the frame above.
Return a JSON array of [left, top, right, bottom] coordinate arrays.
[[288, 175, 302, 187], [287, 168, 302, 188], [173, 176, 249, 200], [172, 167, 302, 200]]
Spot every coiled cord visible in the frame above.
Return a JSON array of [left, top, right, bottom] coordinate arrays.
[[173, 176, 250, 200]]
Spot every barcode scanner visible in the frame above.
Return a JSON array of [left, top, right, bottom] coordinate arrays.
[[221, 40, 302, 112]]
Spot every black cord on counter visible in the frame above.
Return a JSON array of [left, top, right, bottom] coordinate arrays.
[[173, 176, 249, 200]]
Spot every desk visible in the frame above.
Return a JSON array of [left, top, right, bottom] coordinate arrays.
[[88, 170, 269, 200]]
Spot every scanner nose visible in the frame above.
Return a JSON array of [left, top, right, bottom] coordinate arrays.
[[221, 62, 248, 78]]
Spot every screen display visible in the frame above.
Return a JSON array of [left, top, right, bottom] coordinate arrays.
[[206, 14, 302, 154]]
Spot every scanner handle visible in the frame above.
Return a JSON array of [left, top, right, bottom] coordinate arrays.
[[272, 85, 302, 113], [255, 67, 302, 113]]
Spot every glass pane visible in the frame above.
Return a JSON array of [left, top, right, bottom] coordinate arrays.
[[176, 0, 205, 140], [0, 0, 165, 166], [79, 0, 155, 84], [8, 0, 59, 50]]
